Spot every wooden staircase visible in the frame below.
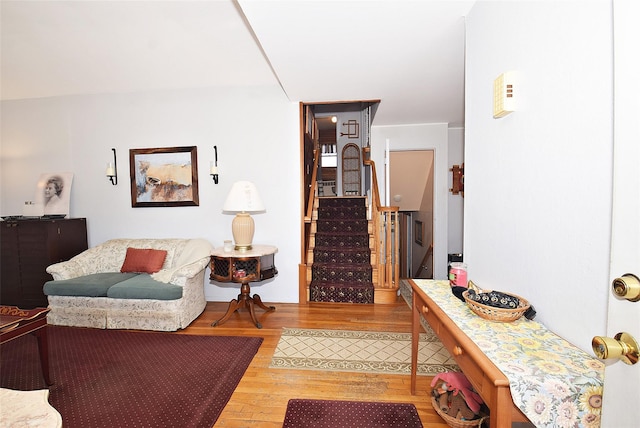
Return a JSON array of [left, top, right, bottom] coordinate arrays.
[[300, 143, 399, 305], [305, 198, 378, 270], [306, 196, 375, 303], [304, 191, 398, 304]]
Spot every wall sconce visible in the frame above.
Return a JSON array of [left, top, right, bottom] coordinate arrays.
[[106, 148, 117, 185], [210, 145, 219, 184]]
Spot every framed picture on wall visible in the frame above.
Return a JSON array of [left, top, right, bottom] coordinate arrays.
[[129, 146, 199, 207], [415, 220, 423, 246]]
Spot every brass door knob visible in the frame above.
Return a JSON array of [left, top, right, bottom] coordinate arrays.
[[592, 332, 639, 365], [612, 274, 640, 302]]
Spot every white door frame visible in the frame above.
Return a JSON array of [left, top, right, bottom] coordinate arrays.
[[600, 1, 640, 425]]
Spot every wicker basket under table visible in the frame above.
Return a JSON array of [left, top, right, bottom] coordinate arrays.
[[431, 396, 489, 428]]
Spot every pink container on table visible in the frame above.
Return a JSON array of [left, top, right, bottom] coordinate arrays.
[[449, 262, 468, 287]]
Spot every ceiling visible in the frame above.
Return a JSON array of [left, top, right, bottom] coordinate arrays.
[[0, 0, 474, 127]]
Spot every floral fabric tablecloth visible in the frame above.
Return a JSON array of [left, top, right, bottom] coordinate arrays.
[[413, 280, 604, 428]]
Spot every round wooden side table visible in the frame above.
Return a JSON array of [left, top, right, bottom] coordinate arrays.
[[209, 244, 278, 329]]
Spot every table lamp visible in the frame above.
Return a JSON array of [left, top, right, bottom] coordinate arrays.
[[223, 181, 265, 250]]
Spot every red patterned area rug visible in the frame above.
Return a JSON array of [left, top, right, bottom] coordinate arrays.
[[282, 399, 423, 428], [0, 326, 262, 428]]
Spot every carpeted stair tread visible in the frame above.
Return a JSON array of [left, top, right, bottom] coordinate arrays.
[[309, 282, 374, 304], [310, 281, 374, 288], [312, 262, 372, 268], [315, 218, 368, 233], [317, 206, 367, 219], [318, 197, 366, 207], [315, 230, 369, 236], [314, 234, 369, 248], [313, 248, 371, 264], [312, 264, 372, 282]]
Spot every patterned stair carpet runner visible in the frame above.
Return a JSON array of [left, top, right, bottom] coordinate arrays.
[[310, 197, 374, 303]]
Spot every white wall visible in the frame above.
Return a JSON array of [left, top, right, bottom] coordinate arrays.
[[0, 85, 301, 303], [371, 123, 449, 279], [447, 127, 464, 254], [465, 1, 613, 352]]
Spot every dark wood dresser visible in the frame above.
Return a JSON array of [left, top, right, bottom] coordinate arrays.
[[1, 218, 88, 308]]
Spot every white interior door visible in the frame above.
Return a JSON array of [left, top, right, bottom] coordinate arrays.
[[600, 1, 640, 426]]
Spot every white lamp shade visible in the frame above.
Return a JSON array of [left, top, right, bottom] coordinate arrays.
[[223, 181, 265, 213]]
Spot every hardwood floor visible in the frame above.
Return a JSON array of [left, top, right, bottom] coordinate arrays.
[[180, 296, 449, 428]]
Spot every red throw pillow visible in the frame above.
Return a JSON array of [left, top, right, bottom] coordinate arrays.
[[120, 248, 168, 274]]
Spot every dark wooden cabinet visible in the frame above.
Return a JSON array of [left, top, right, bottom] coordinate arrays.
[[1, 218, 88, 308]]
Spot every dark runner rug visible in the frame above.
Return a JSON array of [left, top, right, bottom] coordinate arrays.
[[282, 399, 423, 428], [1, 326, 262, 428]]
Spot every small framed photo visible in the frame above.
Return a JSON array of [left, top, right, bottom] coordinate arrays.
[[415, 220, 423, 246], [130, 146, 199, 207], [35, 172, 74, 217]]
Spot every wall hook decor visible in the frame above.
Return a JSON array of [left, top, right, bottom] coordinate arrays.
[[106, 148, 118, 185], [340, 119, 360, 138], [450, 163, 464, 196]]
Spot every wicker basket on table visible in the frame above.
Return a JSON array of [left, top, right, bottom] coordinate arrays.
[[430, 396, 488, 428], [462, 281, 530, 323]]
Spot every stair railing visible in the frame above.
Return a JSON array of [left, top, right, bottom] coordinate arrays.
[[300, 148, 321, 303], [305, 148, 321, 224], [362, 147, 399, 294], [303, 147, 322, 263]]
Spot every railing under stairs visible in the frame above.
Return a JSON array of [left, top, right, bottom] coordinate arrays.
[[300, 147, 399, 304], [362, 147, 400, 303]]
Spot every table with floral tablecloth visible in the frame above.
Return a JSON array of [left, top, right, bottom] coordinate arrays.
[[413, 280, 604, 428]]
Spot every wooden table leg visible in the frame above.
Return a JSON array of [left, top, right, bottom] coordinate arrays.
[[247, 294, 275, 329], [212, 283, 276, 329], [252, 293, 276, 312], [33, 326, 52, 386], [411, 289, 419, 395], [211, 298, 242, 327]]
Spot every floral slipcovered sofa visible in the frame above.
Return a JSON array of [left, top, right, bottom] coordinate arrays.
[[44, 238, 212, 331]]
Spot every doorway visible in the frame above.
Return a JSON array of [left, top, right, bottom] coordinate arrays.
[[317, 116, 337, 197], [342, 143, 361, 196], [389, 150, 434, 278]]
